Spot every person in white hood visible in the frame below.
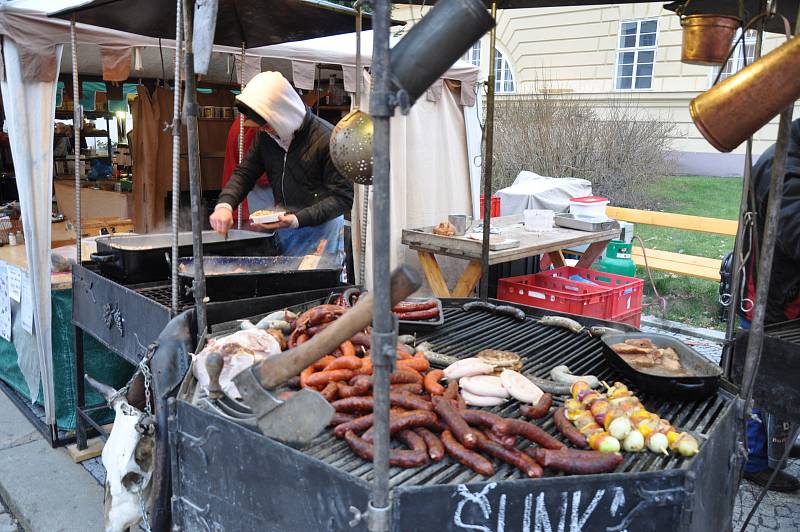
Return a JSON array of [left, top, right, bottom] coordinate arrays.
[[210, 72, 353, 259]]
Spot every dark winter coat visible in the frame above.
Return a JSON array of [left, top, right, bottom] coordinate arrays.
[[217, 109, 353, 228]]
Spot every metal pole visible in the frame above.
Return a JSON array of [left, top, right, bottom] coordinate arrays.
[[737, 97, 797, 486], [70, 18, 82, 264], [183, 0, 208, 341], [170, 0, 183, 316], [479, 2, 497, 301], [368, 0, 393, 530], [720, 2, 766, 376], [237, 41, 245, 230], [356, 7, 370, 286]]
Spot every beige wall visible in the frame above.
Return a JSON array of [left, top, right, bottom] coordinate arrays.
[[394, 3, 792, 167]]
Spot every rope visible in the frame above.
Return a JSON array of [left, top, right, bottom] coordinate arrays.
[[237, 42, 245, 230], [170, 0, 183, 316], [70, 18, 81, 264]]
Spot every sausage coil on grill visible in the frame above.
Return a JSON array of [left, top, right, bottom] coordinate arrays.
[[519, 393, 553, 419], [441, 430, 495, 477], [495, 419, 565, 450], [433, 397, 478, 449]]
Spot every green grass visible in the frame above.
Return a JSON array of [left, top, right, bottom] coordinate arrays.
[[633, 176, 742, 330]]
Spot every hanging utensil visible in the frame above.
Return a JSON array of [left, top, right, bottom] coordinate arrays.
[[677, 0, 740, 66], [330, 8, 374, 185]]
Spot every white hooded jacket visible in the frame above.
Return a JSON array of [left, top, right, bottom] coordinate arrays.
[[236, 71, 306, 151]]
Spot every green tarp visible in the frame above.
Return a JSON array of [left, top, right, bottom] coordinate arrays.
[[0, 289, 134, 431]]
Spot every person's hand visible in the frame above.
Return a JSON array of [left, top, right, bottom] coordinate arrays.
[[210, 207, 234, 236], [253, 213, 297, 232]]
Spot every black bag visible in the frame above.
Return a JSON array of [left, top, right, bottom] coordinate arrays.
[[719, 251, 734, 322]]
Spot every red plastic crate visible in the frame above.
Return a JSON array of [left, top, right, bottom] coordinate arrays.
[[479, 195, 501, 219], [609, 308, 642, 328], [497, 266, 644, 325]]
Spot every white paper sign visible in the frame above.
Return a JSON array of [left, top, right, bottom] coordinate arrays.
[[7, 266, 21, 302], [20, 273, 32, 335], [0, 263, 10, 341]]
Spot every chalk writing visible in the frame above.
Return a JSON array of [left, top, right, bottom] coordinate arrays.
[[452, 484, 631, 532]]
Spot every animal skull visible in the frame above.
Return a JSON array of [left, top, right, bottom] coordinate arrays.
[[86, 375, 155, 532]]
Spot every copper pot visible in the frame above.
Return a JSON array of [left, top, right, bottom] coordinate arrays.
[[690, 34, 800, 152], [681, 14, 740, 65]]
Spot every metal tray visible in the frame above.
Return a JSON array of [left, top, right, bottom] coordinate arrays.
[[396, 297, 445, 332], [323, 291, 444, 332], [600, 332, 722, 400], [554, 213, 619, 232]]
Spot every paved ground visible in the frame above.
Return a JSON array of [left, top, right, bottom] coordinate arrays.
[[642, 318, 800, 532], [0, 390, 103, 531]]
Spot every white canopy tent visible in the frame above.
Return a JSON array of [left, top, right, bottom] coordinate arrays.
[[0, 2, 481, 423]]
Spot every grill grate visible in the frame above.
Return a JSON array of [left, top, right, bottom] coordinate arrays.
[[133, 284, 194, 311], [295, 304, 732, 487], [766, 319, 800, 344]]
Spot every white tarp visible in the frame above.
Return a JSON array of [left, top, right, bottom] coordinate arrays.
[[0, 38, 61, 420], [496, 171, 593, 216]]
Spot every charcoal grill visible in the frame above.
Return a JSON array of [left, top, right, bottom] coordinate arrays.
[[732, 318, 800, 426], [170, 297, 737, 532]]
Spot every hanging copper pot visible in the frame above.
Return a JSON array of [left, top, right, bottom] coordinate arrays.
[[690, 33, 800, 152], [680, 14, 740, 65]]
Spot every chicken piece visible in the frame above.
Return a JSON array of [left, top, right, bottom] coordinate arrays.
[[661, 347, 680, 361], [193, 329, 283, 399], [622, 355, 656, 368], [612, 343, 652, 355], [624, 338, 656, 349], [661, 357, 682, 372]]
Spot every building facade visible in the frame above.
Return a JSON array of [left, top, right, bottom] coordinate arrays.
[[395, 2, 792, 177]]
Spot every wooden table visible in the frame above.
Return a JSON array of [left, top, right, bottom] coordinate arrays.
[[401, 214, 620, 297]]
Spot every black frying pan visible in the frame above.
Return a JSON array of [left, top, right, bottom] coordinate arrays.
[[600, 333, 722, 401]]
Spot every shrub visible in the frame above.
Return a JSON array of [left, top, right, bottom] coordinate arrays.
[[489, 91, 676, 208]]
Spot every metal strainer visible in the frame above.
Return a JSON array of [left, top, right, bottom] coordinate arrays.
[[330, 109, 373, 185]]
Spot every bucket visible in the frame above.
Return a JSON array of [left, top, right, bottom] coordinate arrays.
[[680, 14, 740, 65], [691, 33, 800, 152]]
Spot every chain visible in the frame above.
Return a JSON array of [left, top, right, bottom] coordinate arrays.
[[105, 344, 157, 410], [140, 359, 153, 417], [136, 485, 152, 532]]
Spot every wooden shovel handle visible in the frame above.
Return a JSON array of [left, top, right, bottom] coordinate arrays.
[[257, 266, 421, 389]]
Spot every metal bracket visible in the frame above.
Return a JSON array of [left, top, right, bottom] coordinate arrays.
[[180, 425, 220, 466], [394, 89, 411, 115], [102, 303, 125, 336], [608, 485, 686, 532], [348, 502, 391, 530], [371, 320, 399, 370]]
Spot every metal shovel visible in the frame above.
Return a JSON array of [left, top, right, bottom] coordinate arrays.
[[233, 266, 421, 446]]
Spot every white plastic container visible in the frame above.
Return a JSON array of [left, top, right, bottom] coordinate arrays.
[[523, 209, 554, 232], [569, 196, 609, 218]]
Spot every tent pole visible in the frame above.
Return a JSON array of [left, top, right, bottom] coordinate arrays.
[[170, 0, 183, 316], [368, 0, 393, 529], [237, 41, 245, 230], [182, 0, 208, 341], [479, 1, 497, 301], [70, 18, 81, 265]]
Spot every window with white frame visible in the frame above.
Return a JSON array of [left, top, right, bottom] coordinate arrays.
[[710, 29, 756, 85], [464, 41, 481, 67], [615, 18, 659, 91], [494, 49, 516, 93]]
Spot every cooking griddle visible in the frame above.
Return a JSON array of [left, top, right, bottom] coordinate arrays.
[[177, 255, 342, 302]]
